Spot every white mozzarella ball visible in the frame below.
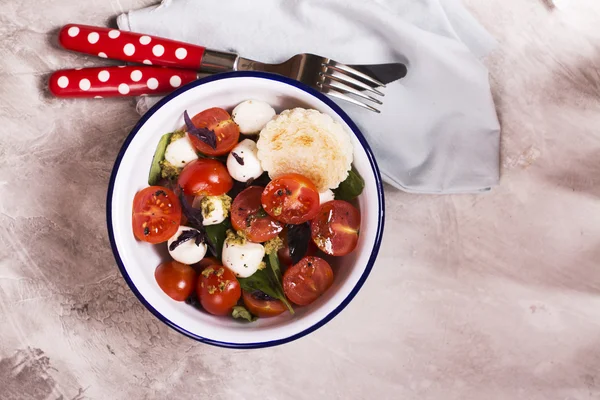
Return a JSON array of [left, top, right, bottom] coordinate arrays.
[[167, 225, 207, 264], [319, 189, 335, 204], [164, 135, 198, 167], [227, 139, 263, 182], [199, 195, 228, 226], [232, 100, 276, 135], [222, 239, 265, 278]]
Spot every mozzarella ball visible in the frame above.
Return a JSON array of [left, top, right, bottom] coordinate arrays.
[[222, 239, 265, 278], [167, 226, 207, 264], [226, 139, 263, 182], [164, 135, 198, 168], [197, 195, 230, 226], [319, 189, 335, 204], [231, 100, 276, 135]]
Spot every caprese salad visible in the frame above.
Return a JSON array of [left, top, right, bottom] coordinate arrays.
[[132, 100, 364, 321]]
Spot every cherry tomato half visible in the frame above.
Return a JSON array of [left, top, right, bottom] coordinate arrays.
[[187, 107, 240, 156], [311, 200, 360, 256], [261, 173, 320, 224], [178, 158, 233, 196], [132, 186, 181, 244], [155, 261, 196, 301], [242, 290, 286, 318], [231, 186, 283, 242], [282, 256, 334, 306], [197, 264, 241, 316], [278, 226, 318, 267]]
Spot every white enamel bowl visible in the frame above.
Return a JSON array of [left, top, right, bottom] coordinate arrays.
[[107, 72, 385, 348]]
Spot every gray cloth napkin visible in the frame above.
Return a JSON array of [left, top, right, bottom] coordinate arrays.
[[118, 0, 500, 194]]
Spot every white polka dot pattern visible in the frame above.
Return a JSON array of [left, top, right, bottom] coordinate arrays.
[[130, 70, 142, 82], [87, 32, 99, 44], [57, 76, 69, 88], [123, 43, 135, 56], [152, 44, 165, 57], [139, 36, 151, 45], [118, 84, 130, 95], [108, 30, 120, 39], [67, 26, 79, 37], [98, 70, 110, 82], [79, 79, 91, 91], [175, 48, 188, 60], [143, 60, 152, 65], [147, 78, 159, 90], [98, 52, 107, 58], [170, 75, 182, 88]]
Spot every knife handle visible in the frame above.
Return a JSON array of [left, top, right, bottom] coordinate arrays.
[[49, 66, 205, 97], [59, 24, 207, 70]]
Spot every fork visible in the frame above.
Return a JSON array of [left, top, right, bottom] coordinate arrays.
[[57, 24, 386, 113]]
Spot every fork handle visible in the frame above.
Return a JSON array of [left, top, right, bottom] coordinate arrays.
[[49, 66, 207, 97], [59, 24, 238, 72]]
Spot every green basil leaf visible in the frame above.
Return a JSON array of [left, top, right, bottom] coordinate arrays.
[[238, 270, 280, 299], [148, 132, 173, 186], [333, 165, 365, 201], [231, 305, 257, 322], [204, 219, 231, 260], [266, 253, 294, 314]]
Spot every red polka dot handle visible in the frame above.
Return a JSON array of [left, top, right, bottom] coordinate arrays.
[[59, 24, 206, 70], [49, 66, 207, 97]]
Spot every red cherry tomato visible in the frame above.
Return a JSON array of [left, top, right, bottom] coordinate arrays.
[[132, 186, 181, 244], [197, 265, 241, 316], [311, 200, 360, 256], [197, 257, 220, 269], [230, 186, 284, 242], [186, 107, 240, 156], [242, 291, 286, 318], [155, 261, 196, 301], [178, 158, 233, 196], [282, 256, 334, 306], [277, 226, 318, 267], [261, 173, 320, 224]]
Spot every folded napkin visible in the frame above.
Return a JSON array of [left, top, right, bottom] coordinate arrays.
[[118, 0, 500, 194]]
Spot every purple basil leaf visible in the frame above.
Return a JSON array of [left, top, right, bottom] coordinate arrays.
[[287, 223, 311, 265], [176, 187, 217, 255], [183, 110, 217, 150], [169, 229, 202, 251], [231, 152, 244, 165]]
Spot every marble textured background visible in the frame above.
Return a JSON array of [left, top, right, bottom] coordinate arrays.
[[1, 0, 600, 399]]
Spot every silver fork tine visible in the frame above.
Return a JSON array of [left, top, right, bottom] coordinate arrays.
[[325, 89, 381, 113], [322, 72, 385, 96], [326, 61, 386, 88], [321, 81, 383, 105]]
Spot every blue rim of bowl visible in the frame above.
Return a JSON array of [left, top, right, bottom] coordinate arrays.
[[106, 71, 385, 349]]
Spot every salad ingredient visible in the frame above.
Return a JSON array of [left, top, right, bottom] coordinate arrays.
[[311, 200, 360, 256], [256, 108, 353, 192], [160, 160, 181, 180], [183, 110, 217, 150], [230, 186, 283, 242], [261, 173, 320, 224], [285, 223, 313, 265], [196, 194, 231, 226], [237, 269, 294, 314], [319, 189, 335, 204], [242, 290, 286, 318], [231, 305, 257, 322], [333, 165, 365, 201], [226, 139, 263, 183], [231, 100, 276, 134], [164, 134, 198, 168], [155, 261, 197, 301], [222, 230, 266, 278], [178, 159, 233, 196], [148, 132, 172, 185], [263, 235, 283, 255], [283, 256, 334, 306], [132, 186, 181, 244], [187, 108, 240, 156], [204, 219, 231, 260], [167, 226, 208, 264], [198, 265, 241, 316]]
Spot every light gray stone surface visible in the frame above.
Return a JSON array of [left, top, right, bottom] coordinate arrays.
[[1, 0, 600, 399]]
